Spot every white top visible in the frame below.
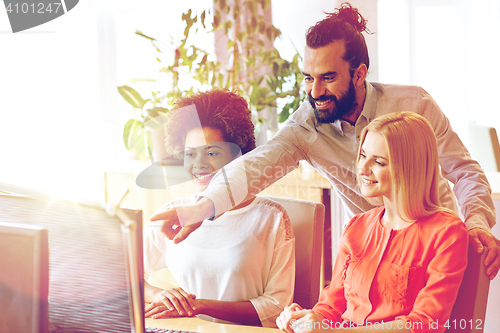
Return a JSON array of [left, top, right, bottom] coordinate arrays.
[[143, 196, 295, 327], [203, 82, 495, 231]]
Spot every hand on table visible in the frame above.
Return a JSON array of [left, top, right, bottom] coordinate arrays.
[[469, 228, 500, 279], [276, 303, 325, 333], [145, 287, 198, 319]]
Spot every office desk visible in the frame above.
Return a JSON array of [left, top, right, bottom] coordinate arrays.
[[146, 317, 279, 332]]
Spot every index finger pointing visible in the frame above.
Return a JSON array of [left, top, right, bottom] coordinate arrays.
[[150, 209, 178, 222]]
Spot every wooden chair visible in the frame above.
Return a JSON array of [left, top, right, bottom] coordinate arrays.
[[468, 122, 500, 172], [262, 196, 325, 309], [446, 245, 490, 333]]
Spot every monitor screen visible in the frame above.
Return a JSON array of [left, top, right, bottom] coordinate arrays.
[[0, 221, 49, 333], [0, 186, 144, 333]]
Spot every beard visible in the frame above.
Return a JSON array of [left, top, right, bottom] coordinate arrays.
[[309, 81, 357, 124]]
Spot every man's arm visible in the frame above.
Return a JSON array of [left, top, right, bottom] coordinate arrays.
[[201, 120, 310, 216], [152, 119, 312, 242], [419, 89, 500, 278]]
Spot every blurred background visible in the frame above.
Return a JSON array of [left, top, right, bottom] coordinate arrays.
[[0, 0, 499, 201]]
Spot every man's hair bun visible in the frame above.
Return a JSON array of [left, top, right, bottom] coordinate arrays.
[[334, 2, 369, 34], [305, 1, 371, 74]]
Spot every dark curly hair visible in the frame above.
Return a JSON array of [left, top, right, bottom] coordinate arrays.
[[164, 89, 256, 157], [306, 2, 371, 77]]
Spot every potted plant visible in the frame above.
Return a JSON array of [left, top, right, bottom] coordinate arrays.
[[117, 85, 169, 161], [118, 1, 306, 159]]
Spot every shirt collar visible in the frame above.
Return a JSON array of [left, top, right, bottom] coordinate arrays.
[[356, 81, 376, 127], [332, 81, 375, 136]]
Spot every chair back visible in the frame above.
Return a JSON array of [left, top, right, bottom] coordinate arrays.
[[468, 122, 500, 172], [261, 196, 325, 309], [447, 245, 490, 333]]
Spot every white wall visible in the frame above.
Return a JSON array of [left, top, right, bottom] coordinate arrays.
[[0, 0, 208, 202], [0, 1, 103, 201], [378, 0, 500, 152], [272, 0, 379, 81]]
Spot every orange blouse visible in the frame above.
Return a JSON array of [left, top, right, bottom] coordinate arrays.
[[313, 207, 468, 333]]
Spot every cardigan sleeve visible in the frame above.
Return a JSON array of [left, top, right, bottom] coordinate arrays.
[[396, 218, 469, 333], [249, 208, 296, 328]]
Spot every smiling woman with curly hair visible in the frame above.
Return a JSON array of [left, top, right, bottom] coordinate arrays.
[[143, 89, 295, 328], [164, 89, 256, 157]]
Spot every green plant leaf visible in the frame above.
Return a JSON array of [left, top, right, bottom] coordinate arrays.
[[224, 20, 232, 34], [266, 26, 272, 41], [135, 30, 156, 42], [133, 130, 147, 159], [273, 26, 282, 39], [117, 85, 146, 109], [272, 62, 279, 76], [144, 129, 153, 159], [144, 108, 169, 129], [258, 22, 266, 34], [214, 10, 221, 28], [237, 31, 246, 42], [245, 0, 256, 14], [123, 119, 143, 150], [246, 22, 253, 35], [182, 9, 198, 40], [201, 10, 206, 29], [251, 16, 257, 32], [279, 108, 290, 123]]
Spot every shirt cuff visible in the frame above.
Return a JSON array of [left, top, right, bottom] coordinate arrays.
[[464, 215, 492, 232]]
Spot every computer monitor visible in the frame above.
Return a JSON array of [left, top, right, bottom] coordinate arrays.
[[0, 184, 144, 333], [0, 221, 49, 333]]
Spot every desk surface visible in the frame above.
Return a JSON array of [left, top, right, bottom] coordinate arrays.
[[146, 317, 279, 332]]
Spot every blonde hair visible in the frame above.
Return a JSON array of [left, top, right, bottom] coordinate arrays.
[[357, 112, 450, 221]]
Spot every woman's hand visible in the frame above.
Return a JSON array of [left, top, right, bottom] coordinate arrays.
[[150, 287, 198, 318], [277, 303, 325, 333], [145, 301, 185, 319]]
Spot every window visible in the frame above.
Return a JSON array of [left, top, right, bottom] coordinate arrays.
[[378, 0, 500, 147]]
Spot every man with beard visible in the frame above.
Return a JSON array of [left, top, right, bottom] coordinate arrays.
[[153, 3, 500, 279]]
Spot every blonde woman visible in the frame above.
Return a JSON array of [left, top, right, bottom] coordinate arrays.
[[277, 112, 468, 333]]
